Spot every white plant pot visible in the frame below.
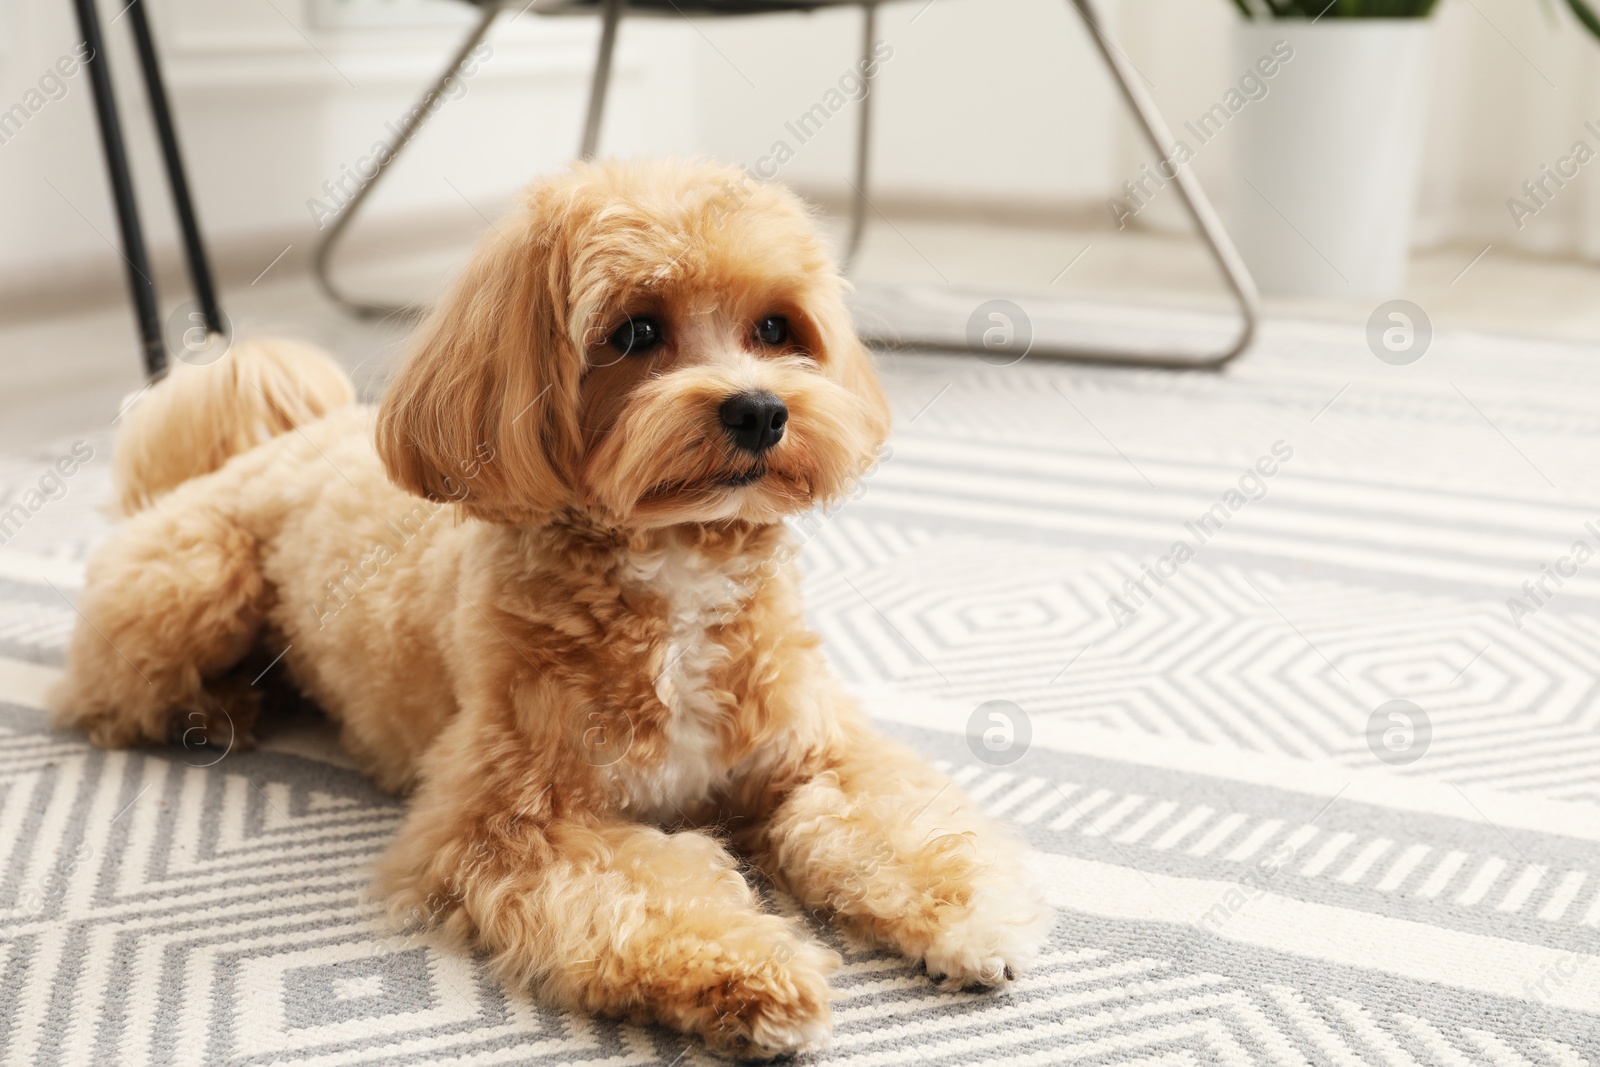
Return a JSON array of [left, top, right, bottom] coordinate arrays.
[[1227, 20, 1434, 299]]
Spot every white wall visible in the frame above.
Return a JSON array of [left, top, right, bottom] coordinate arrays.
[[0, 0, 696, 297], [0, 0, 1123, 309], [689, 0, 1118, 204], [4, 0, 1600, 311]]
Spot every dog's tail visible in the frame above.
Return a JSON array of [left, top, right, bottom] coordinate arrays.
[[112, 338, 355, 516]]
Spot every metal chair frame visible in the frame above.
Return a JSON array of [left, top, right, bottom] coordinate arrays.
[[74, 0, 1258, 375], [315, 0, 1259, 368]]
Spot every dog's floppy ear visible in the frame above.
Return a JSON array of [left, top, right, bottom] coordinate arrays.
[[813, 281, 892, 460], [376, 206, 578, 523]]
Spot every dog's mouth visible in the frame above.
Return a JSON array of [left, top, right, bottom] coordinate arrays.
[[639, 464, 769, 503], [715, 466, 766, 489]]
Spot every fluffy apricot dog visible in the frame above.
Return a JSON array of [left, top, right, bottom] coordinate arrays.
[[54, 160, 1051, 1057]]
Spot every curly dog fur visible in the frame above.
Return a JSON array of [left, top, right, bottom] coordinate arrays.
[[53, 159, 1052, 1058]]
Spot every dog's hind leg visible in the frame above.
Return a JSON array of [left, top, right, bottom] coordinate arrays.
[[52, 496, 269, 750]]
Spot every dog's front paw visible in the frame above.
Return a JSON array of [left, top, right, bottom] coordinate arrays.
[[696, 939, 839, 1061], [920, 882, 1053, 993]]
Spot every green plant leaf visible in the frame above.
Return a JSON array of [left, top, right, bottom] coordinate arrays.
[[1566, 0, 1600, 40], [1224, 0, 1594, 35]]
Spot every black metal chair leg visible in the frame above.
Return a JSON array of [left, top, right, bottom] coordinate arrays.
[[579, 0, 625, 160], [841, 0, 876, 273], [128, 0, 222, 338], [73, 0, 165, 379]]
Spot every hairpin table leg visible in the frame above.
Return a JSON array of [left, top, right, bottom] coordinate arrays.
[[854, 0, 1260, 369], [579, 0, 624, 160], [841, 1, 877, 274], [313, 2, 501, 319]]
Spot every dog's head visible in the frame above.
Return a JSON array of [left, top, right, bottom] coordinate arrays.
[[376, 159, 890, 529]]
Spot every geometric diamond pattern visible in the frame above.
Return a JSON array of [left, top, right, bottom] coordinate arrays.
[[283, 949, 435, 1029]]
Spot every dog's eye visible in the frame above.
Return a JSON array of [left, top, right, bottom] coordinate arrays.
[[755, 315, 788, 347], [609, 316, 662, 357]]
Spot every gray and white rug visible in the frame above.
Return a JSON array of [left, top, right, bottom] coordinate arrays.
[[2, 301, 1599, 1065]]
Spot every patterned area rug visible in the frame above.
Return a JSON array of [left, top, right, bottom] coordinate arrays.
[[2, 303, 1599, 1065]]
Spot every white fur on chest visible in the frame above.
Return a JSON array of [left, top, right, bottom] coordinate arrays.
[[616, 541, 752, 821]]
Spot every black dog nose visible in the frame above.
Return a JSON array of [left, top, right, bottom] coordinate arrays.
[[719, 391, 788, 454]]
